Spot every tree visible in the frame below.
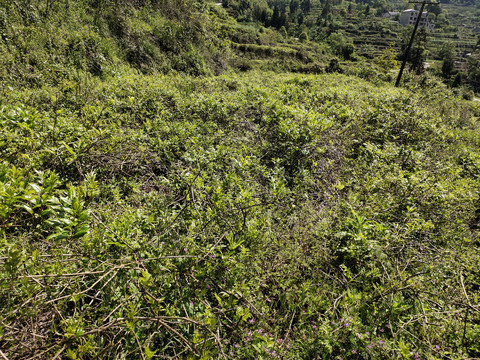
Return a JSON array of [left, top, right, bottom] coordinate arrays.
[[297, 11, 304, 25], [327, 32, 345, 53], [271, 5, 280, 27], [321, 0, 331, 17], [426, 2, 442, 16], [342, 43, 355, 60], [452, 72, 463, 88], [400, 26, 428, 75], [290, 0, 299, 14], [439, 42, 456, 78], [279, 8, 287, 28], [376, 45, 399, 71], [239, 0, 251, 12], [374, 0, 387, 14], [327, 31, 355, 60], [467, 50, 480, 92], [409, 27, 428, 74], [301, 0, 311, 13]]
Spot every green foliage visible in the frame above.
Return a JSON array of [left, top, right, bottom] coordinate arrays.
[[467, 49, 480, 92], [327, 31, 356, 60], [0, 0, 235, 83], [0, 0, 338, 83], [440, 42, 456, 79], [403, 27, 428, 75], [1, 70, 480, 359], [375, 45, 399, 71]]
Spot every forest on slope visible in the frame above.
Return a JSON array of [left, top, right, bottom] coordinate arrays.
[[1, 0, 480, 359]]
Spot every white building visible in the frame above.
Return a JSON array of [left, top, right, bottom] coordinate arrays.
[[399, 9, 433, 30]]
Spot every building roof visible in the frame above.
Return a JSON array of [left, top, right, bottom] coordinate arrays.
[[402, 9, 428, 14]]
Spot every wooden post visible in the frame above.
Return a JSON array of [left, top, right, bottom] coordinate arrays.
[[395, 1, 427, 87]]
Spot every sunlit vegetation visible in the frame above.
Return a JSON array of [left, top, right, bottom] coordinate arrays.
[[1, 0, 480, 359]]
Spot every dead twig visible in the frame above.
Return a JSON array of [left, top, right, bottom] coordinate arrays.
[[51, 345, 66, 360], [19, 270, 105, 279], [460, 270, 479, 313], [44, 267, 118, 305]]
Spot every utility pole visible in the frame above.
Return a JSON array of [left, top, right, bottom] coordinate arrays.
[[395, 1, 436, 87]]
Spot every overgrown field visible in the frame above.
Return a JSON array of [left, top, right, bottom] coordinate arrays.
[[1, 72, 480, 359]]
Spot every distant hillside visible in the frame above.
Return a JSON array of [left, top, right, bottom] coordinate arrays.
[[1, 0, 479, 93], [0, 0, 328, 87]]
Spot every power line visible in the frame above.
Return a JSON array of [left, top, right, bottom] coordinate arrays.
[[395, 1, 439, 87]]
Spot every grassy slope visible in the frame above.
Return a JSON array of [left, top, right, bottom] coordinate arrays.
[[1, 71, 480, 359]]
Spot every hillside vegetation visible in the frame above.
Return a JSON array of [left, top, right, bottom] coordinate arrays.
[[0, 0, 329, 85], [2, 0, 480, 92], [2, 71, 480, 359], [1, 0, 480, 360]]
